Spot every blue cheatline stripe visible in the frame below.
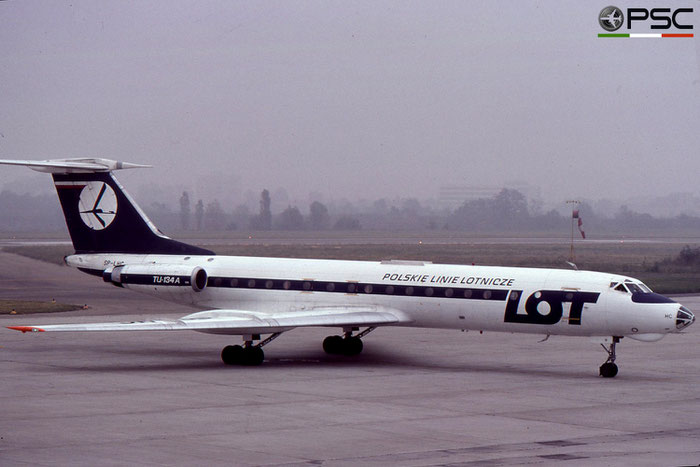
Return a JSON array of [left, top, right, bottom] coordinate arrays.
[[119, 273, 513, 301], [207, 276, 510, 301]]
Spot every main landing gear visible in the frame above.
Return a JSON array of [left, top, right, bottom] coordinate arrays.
[[599, 336, 621, 378], [323, 327, 376, 356], [222, 327, 376, 366], [221, 333, 282, 366]]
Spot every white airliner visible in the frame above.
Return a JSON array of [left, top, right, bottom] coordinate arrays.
[[1, 158, 695, 377]]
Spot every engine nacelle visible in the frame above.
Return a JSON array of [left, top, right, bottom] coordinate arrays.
[[103, 264, 208, 292]]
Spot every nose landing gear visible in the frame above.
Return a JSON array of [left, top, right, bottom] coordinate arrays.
[[599, 336, 621, 378]]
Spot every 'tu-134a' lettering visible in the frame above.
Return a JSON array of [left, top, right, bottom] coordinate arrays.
[[0, 158, 695, 378]]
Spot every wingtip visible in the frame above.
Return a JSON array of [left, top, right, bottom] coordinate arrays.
[[7, 326, 45, 333]]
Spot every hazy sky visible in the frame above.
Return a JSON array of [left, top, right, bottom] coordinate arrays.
[[1, 1, 698, 209]]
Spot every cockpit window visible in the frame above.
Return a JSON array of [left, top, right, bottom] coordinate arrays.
[[611, 280, 653, 294]]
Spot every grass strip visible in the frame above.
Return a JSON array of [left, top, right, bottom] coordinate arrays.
[[1, 299, 82, 315]]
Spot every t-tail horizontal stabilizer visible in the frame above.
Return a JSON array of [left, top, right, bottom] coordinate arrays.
[[0, 158, 151, 174]]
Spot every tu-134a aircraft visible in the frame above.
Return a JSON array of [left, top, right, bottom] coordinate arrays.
[[0, 158, 695, 377]]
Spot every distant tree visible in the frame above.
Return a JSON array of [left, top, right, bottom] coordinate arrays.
[[195, 200, 204, 231], [179, 191, 190, 230], [492, 189, 528, 226], [452, 189, 529, 231], [614, 205, 661, 230], [401, 198, 421, 215], [372, 198, 388, 214], [309, 201, 330, 230], [452, 197, 493, 230], [204, 200, 227, 231], [533, 209, 566, 231], [230, 204, 251, 231], [334, 215, 361, 230], [276, 205, 304, 230], [672, 214, 700, 231], [677, 245, 700, 265], [253, 189, 272, 230]]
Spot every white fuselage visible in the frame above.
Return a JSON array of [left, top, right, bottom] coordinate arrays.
[[66, 253, 683, 341]]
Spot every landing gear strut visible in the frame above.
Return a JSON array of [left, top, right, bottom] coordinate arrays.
[[599, 336, 621, 378], [323, 327, 375, 356], [221, 333, 282, 366]]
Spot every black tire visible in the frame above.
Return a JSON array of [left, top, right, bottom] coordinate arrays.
[[599, 362, 618, 378], [343, 336, 364, 356], [221, 345, 244, 365], [323, 335, 344, 354], [242, 346, 264, 366]]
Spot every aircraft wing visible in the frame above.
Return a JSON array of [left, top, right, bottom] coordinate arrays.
[[7, 306, 411, 335]]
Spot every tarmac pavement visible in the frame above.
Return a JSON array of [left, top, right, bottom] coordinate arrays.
[[1, 251, 699, 466]]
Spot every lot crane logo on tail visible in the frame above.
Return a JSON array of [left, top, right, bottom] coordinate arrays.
[[77, 181, 118, 230]]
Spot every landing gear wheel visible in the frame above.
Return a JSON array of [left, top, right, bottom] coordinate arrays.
[[600, 362, 618, 378], [599, 337, 621, 378], [343, 336, 363, 356], [221, 345, 244, 365], [323, 335, 344, 355], [222, 345, 264, 366], [242, 346, 264, 366]]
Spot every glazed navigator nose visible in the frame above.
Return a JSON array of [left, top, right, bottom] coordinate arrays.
[[676, 306, 695, 330]]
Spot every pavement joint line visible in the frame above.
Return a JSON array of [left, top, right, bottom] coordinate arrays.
[[266, 427, 700, 466]]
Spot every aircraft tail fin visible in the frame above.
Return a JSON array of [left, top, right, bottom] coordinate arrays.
[[0, 158, 214, 255]]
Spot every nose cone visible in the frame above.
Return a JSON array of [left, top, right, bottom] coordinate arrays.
[[677, 306, 695, 330]]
